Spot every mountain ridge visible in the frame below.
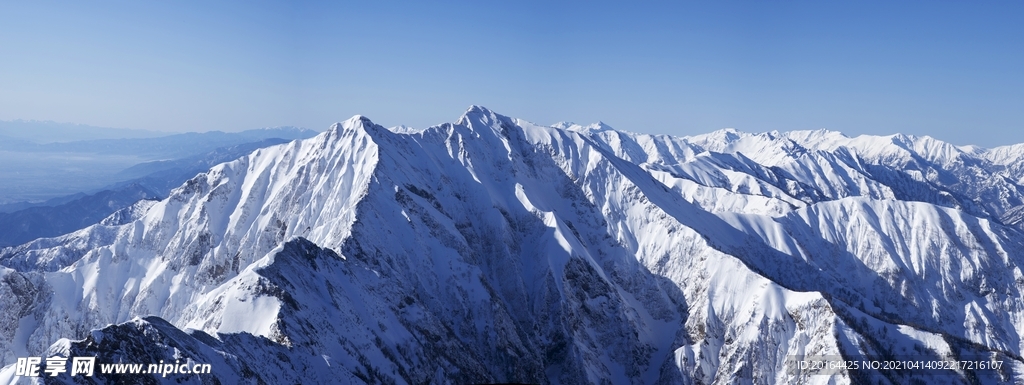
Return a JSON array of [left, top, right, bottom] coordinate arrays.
[[2, 106, 1022, 383]]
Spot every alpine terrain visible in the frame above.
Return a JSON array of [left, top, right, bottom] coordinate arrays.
[[2, 106, 1024, 384]]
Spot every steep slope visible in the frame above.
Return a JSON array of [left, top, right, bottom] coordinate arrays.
[[0, 121, 377, 368], [0, 139, 306, 249], [0, 127, 320, 205], [2, 108, 1023, 384], [0, 184, 159, 247]]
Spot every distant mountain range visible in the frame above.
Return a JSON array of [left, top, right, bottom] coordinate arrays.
[[0, 138, 301, 247], [0, 124, 317, 158], [0, 120, 168, 143], [0, 124, 319, 247], [2, 107, 1023, 383], [0, 126, 319, 205], [0, 184, 159, 248]]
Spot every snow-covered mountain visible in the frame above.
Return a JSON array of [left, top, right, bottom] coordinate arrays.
[[0, 184, 159, 248], [0, 138, 312, 248], [2, 107, 1023, 384], [0, 127, 319, 205]]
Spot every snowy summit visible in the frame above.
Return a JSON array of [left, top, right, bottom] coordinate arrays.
[[2, 106, 1024, 384]]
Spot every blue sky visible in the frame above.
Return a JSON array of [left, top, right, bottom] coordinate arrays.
[[1, 1, 1022, 146]]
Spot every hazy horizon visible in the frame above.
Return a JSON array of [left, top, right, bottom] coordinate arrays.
[[5, 106, 1024, 148]]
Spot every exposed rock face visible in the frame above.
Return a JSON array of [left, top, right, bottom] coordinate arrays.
[[2, 107, 1024, 384]]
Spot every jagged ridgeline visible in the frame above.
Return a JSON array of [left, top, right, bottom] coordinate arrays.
[[2, 106, 1024, 384]]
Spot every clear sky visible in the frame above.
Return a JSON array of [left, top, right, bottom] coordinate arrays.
[[1, 1, 1022, 147]]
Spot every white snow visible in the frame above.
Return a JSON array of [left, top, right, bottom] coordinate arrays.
[[3, 107, 1024, 383]]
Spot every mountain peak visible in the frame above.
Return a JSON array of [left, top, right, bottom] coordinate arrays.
[[8, 107, 1024, 384], [464, 105, 494, 115], [591, 121, 614, 132], [784, 128, 849, 147], [345, 114, 374, 128], [328, 115, 377, 135], [700, 128, 745, 143], [551, 121, 575, 130], [456, 105, 511, 130]]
